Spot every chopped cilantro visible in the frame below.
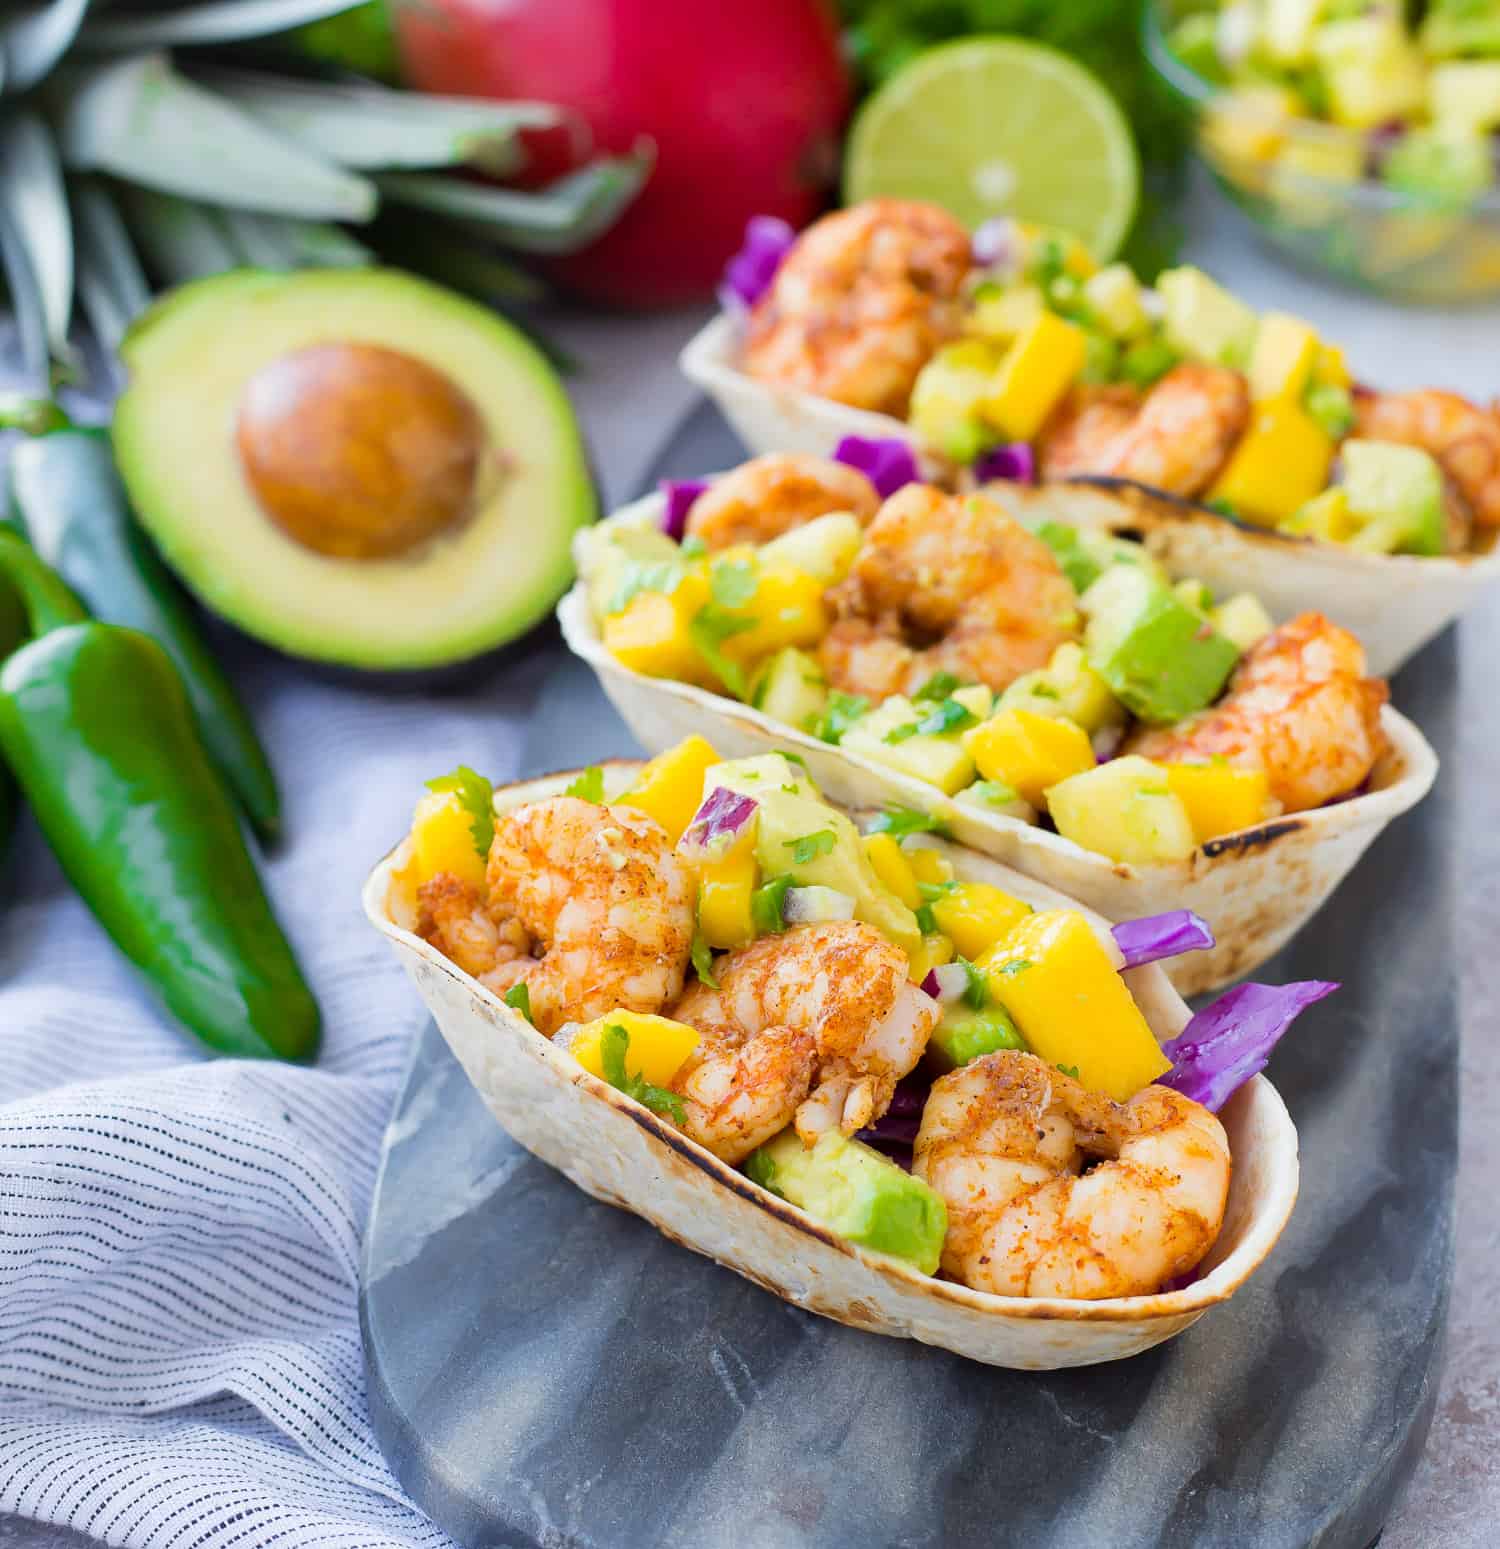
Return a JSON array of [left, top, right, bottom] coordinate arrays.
[[915, 904, 938, 934], [968, 780, 1021, 808], [600, 1023, 686, 1123], [912, 670, 963, 703], [781, 782, 800, 793], [689, 604, 756, 700], [993, 958, 1033, 977], [785, 829, 837, 865], [868, 805, 950, 841], [609, 558, 683, 615], [917, 879, 958, 901], [1204, 497, 1238, 521], [778, 750, 809, 770], [679, 535, 707, 559], [1029, 682, 1060, 700], [424, 765, 494, 857], [815, 691, 869, 744], [751, 874, 794, 935], [957, 955, 989, 1010], [691, 934, 720, 989], [884, 698, 977, 743], [1057, 1063, 1081, 1080], [709, 557, 759, 609], [744, 1148, 782, 1196], [502, 982, 532, 1023], [563, 765, 605, 802]]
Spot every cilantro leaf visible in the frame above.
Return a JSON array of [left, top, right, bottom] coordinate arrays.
[[917, 879, 958, 901], [744, 1148, 783, 1196], [912, 670, 962, 703], [784, 829, 837, 865], [564, 766, 605, 802], [778, 750, 809, 770], [955, 955, 988, 1010], [1057, 1063, 1081, 1080], [502, 982, 533, 1023], [885, 698, 978, 743], [868, 805, 950, 841], [815, 691, 869, 744], [424, 765, 494, 857], [691, 933, 720, 989], [689, 604, 756, 700], [915, 904, 938, 935], [609, 558, 683, 616], [967, 780, 1021, 808], [751, 874, 793, 935], [600, 1023, 687, 1123], [993, 958, 1034, 978], [710, 557, 759, 609]]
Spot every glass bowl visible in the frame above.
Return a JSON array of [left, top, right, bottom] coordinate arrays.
[[1143, 0, 1500, 302]]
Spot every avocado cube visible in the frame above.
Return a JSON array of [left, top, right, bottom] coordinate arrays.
[[926, 1003, 1026, 1073], [749, 647, 828, 734], [841, 697, 977, 795], [1045, 756, 1199, 866], [1340, 438, 1447, 556], [1000, 642, 1124, 736], [1423, 1, 1500, 60], [1210, 593, 1274, 653], [1031, 521, 1164, 596], [749, 1129, 948, 1275], [968, 284, 1046, 341], [1082, 567, 1240, 725], [910, 340, 1002, 463], [1082, 263, 1150, 341], [1157, 266, 1260, 369], [1173, 577, 1214, 615], [580, 523, 686, 620], [758, 511, 863, 586], [1381, 128, 1494, 210]]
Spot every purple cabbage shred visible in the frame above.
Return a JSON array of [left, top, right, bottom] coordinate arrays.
[[1111, 910, 1215, 969], [972, 441, 1036, 484], [832, 434, 919, 498]]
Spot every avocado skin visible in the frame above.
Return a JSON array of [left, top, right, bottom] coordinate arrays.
[[1083, 566, 1239, 726], [753, 1129, 948, 1276]]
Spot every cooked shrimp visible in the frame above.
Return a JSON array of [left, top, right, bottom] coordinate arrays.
[[1128, 611, 1387, 813], [1355, 388, 1500, 530], [671, 922, 939, 1152], [686, 454, 880, 551], [417, 873, 526, 981], [913, 1051, 1230, 1299], [743, 200, 970, 416], [820, 486, 1079, 699], [480, 797, 694, 1035], [1038, 364, 1249, 498]]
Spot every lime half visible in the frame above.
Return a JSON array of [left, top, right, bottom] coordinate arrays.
[[844, 39, 1141, 261]]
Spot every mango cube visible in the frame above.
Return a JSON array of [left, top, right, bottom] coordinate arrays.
[[601, 568, 712, 683], [1209, 399, 1334, 527], [696, 846, 758, 950], [906, 847, 955, 887], [568, 1010, 700, 1088], [977, 910, 1172, 1101], [1164, 762, 1272, 844], [617, 735, 722, 843], [930, 882, 1032, 961], [717, 564, 828, 665], [964, 708, 1096, 808], [1248, 312, 1320, 402], [907, 931, 956, 985], [1046, 756, 1198, 865], [981, 311, 1089, 441], [863, 832, 922, 911], [1316, 343, 1352, 389], [407, 789, 487, 889]]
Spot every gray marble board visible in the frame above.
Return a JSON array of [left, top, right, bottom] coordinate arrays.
[[360, 403, 1455, 1549]]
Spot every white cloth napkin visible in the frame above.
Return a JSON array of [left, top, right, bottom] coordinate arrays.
[[0, 308, 707, 1546]]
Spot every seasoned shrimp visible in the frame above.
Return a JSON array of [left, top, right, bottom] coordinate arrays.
[[1128, 611, 1387, 813], [480, 797, 694, 1035], [417, 873, 526, 981], [1038, 364, 1249, 498], [671, 921, 939, 1152], [743, 200, 970, 416], [914, 1051, 1230, 1299], [1355, 388, 1500, 530], [686, 454, 879, 551], [820, 486, 1079, 699]]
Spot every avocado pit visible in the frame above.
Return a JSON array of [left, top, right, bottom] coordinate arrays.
[[236, 342, 486, 560]]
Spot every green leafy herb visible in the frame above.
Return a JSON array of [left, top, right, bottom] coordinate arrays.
[[917, 879, 958, 901], [868, 804, 950, 841], [815, 691, 870, 744], [609, 558, 683, 616], [884, 698, 977, 743], [915, 904, 938, 935], [785, 829, 837, 865], [600, 1023, 687, 1123], [689, 604, 756, 700], [1204, 496, 1239, 521], [1029, 683, 1060, 700], [424, 765, 494, 857], [564, 765, 605, 802], [691, 934, 720, 990], [751, 874, 794, 935], [709, 557, 759, 609], [1304, 380, 1355, 439], [502, 982, 532, 1023], [956, 955, 989, 1011], [968, 780, 1022, 808], [679, 535, 708, 559], [993, 958, 1034, 978], [744, 1148, 783, 1196], [912, 670, 962, 703], [778, 750, 809, 770], [1057, 1063, 1081, 1080]]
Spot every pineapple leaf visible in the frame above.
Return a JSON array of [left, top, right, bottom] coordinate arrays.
[[56, 54, 379, 222], [70, 176, 150, 358], [0, 0, 90, 97], [197, 68, 568, 176], [0, 111, 72, 365], [375, 146, 654, 255], [78, 0, 370, 52], [0, 196, 49, 390], [217, 207, 372, 270], [119, 185, 243, 286]]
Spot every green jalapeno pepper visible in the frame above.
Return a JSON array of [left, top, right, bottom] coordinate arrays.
[[0, 570, 24, 862], [4, 425, 280, 842], [0, 528, 319, 1060]]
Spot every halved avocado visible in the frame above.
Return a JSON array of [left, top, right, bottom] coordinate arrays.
[[112, 268, 595, 669]]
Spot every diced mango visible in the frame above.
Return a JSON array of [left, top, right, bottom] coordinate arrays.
[[1164, 763, 1273, 844], [718, 565, 828, 665], [863, 832, 921, 911], [696, 846, 758, 950], [1315, 343, 1352, 389], [1248, 312, 1320, 402], [907, 932, 955, 985], [930, 882, 1033, 961], [1209, 399, 1335, 527], [976, 910, 1172, 1101], [601, 568, 713, 682], [568, 1010, 700, 1088], [617, 735, 722, 843], [906, 847, 955, 887], [980, 311, 1089, 441], [408, 790, 487, 889], [1046, 756, 1198, 865], [964, 708, 1096, 809]]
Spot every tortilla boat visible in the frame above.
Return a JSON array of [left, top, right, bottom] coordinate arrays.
[[558, 485, 1437, 997], [364, 761, 1300, 1370], [681, 314, 1500, 679]]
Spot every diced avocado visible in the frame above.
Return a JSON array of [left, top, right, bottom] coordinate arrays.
[[1031, 522, 1165, 596], [926, 1003, 1026, 1073], [758, 511, 863, 586], [1314, 17, 1426, 128], [1339, 439, 1447, 556], [1118, 333, 1181, 390], [1428, 62, 1500, 134], [841, 696, 977, 796], [749, 1129, 948, 1275], [1046, 757, 1199, 865], [1211, 593, 1275, 653], [1283, 486, 1358, 543], [1381, 128, 1493, 210], [1082, 567, 1240, 725], [1304, 381, 1355, 439], [580, 524, 686, 619], [950, 683, 994, 721], [1173, 577, 1214, 615], [1421, 0, 1500, 62], [1000, 641, 1125, 736], [909, 340, 1002, 464], [1157, 266, 1259, 370], [707, 754, 920, 954], [967, 284, 1045, 341], [750, 647, 828, 733], [1082, 263, 1150, 340], [1167, 13, 1227, 82]]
